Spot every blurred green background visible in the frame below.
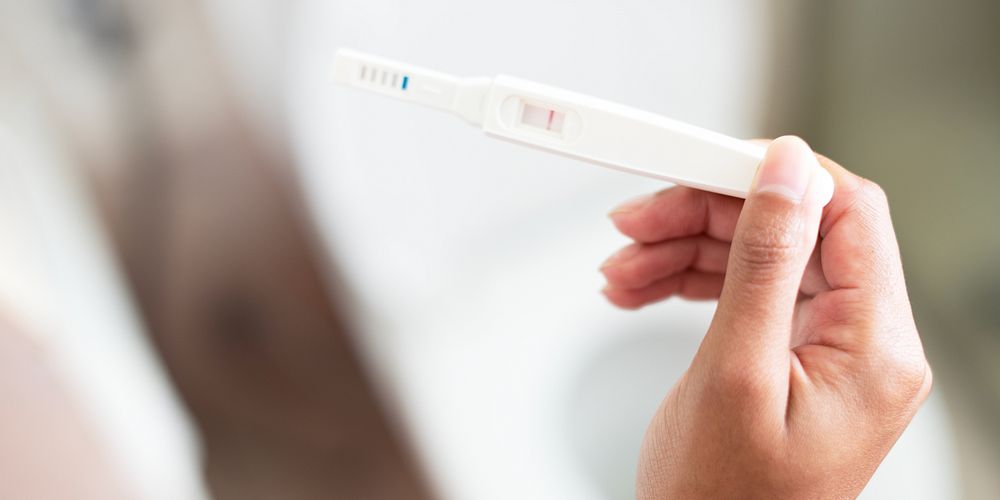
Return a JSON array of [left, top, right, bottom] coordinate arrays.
[[767, 2, 1000, 497]]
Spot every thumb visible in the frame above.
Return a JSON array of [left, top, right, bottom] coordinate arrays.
[[702, 136, 834, 372]]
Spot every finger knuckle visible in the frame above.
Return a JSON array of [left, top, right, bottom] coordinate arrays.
[[737, 235, 799, 268], [857, 179, 891, 214], [614, 264, 649, 289], [918, 363, 934, 402], [732, 222, 802, 284], [872, 346, 929, 405], [895, 359, 930, 401], [605, 291, 644, 310]]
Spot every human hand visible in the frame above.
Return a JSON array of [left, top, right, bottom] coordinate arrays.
[[600, 136, 932, 498]]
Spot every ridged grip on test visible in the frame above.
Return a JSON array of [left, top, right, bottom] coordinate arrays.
[[334, 49, 415, 93], [333, 48, 492, 124]]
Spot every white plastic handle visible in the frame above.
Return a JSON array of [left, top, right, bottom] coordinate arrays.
[[481, 75, 763, 198]]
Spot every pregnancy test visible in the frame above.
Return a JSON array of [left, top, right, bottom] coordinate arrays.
[[333, 48, 764, 198]]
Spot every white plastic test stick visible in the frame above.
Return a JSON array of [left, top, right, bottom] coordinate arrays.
[[333, 48, 765, 198]]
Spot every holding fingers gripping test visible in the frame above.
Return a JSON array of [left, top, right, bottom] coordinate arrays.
[[604, 137, 931, 499]]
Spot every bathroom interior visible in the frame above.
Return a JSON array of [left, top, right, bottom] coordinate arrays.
[[0, 1, 997, 499]]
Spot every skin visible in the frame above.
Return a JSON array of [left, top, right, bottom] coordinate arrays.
[[600, 136, 932, 499]]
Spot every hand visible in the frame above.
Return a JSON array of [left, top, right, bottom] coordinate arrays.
[[600, 136, 932, 498]]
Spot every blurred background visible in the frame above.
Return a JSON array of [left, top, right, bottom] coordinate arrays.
[[0, 1, 996, 499]]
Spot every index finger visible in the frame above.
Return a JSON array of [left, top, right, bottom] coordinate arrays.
[[815, 155, 906, 293], [608, 186, 744, 243]]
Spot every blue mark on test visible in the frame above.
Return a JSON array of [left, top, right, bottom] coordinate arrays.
[[402, 75, 409, 90]]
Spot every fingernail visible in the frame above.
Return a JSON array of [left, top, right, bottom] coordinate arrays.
[[600, 243, 641, 269], [753, 136, 819, 202], [608, 193, 655, 216], [813, 167, 835, 206]]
